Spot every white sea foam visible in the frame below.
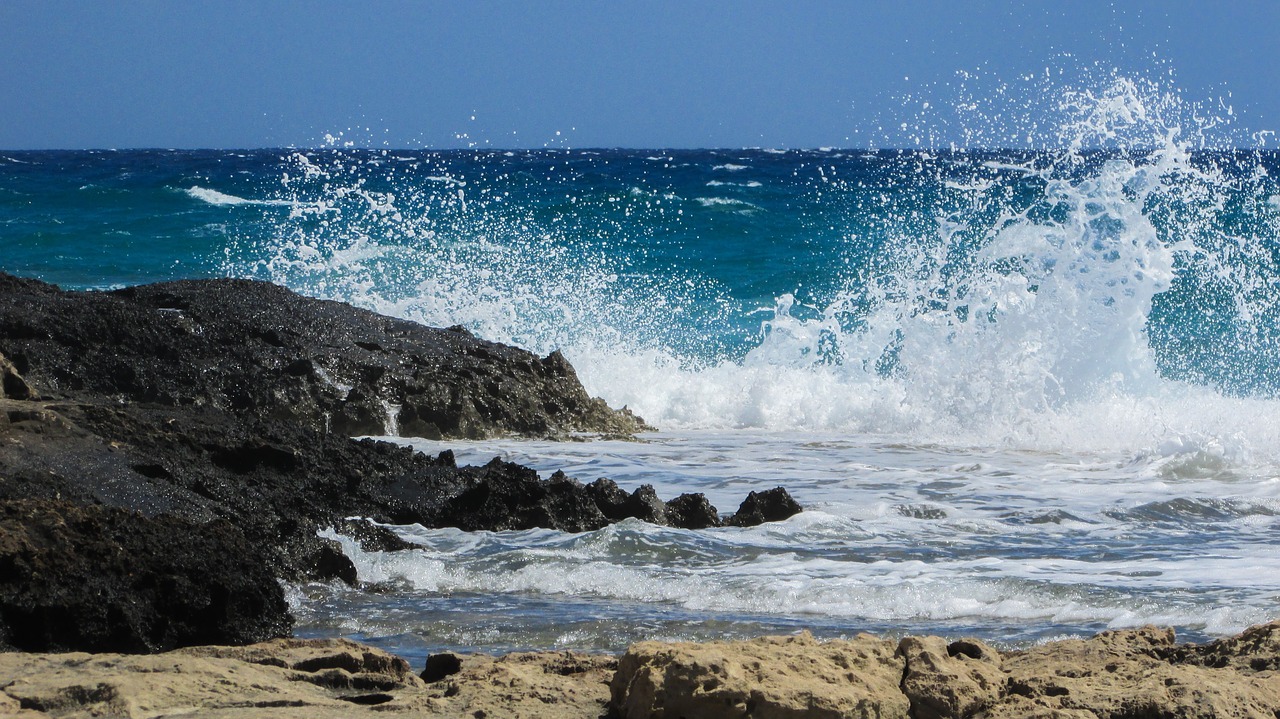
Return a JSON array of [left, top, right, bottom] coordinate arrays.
[[694, 197, 760, 210], [712, 163, 749, 171], [185, 186, 292, 207]]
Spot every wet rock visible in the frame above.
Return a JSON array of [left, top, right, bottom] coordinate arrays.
[[331, 517, 420, 552], [726, 486, 802, 527], [433, 462, 610, 533], [665, 492, 721, 529], [0, 499, 290, 653], [0, 273, 806, 654], [586, 477, 631, 520], [621, 484, 667, 525]]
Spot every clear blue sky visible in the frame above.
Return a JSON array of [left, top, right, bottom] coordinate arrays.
[[1, 1, 1275, 149]]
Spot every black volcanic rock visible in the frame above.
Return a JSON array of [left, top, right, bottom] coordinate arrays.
[[429, 463, 609, 533], [727, 487, 803, 527], [0, 274, 802, 653], [0, 274, 649, 440], [666, 493, 722, 530], [586, 477, 632, 520], [0, 499, 290, 653]]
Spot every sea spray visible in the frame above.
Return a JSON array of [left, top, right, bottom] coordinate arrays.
[[218, 78, 1278, 460]]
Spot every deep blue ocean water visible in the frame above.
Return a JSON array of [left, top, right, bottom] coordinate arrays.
[[4, 76, 1280, 660]]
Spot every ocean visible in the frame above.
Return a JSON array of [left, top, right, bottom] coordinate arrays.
[[3, 75, 1279, 664]]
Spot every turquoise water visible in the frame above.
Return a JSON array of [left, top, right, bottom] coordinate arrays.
[[4, 75, 1280, 656]]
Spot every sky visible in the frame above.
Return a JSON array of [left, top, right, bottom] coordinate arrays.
[[1, 0, 1276, 150]]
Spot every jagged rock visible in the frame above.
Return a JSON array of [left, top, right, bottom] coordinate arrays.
[[0, 638, 430, 718], [665, 492, 721, 529], [622, 484, 667, 525], [1164, 618, 1280, 672], [434, 462, 610, 533], [983, 625, 1280, 718], [5, 623, 1280, 718], [0, 499, 290, 653], [610, 632, 910, 719], [330, 517, 420, 552], [0, 273, 649, 440], [587, 477, 632, 520], [726, 486, 802, 526]]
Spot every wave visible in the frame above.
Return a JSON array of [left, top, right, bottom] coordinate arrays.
[[220, 72, 1280, 462], [694, 197, 760, 210], [185, 186, 293, 207]]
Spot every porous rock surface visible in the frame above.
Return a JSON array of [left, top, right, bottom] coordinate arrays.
[[611, 632, 910, 718], [4, 622, 1279, 718], [611, 622, 1280, 719]]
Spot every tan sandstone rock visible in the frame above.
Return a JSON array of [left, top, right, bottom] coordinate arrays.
[[610, 631, 909, 719], [0, 638, 612, 719], [0, 638, 424, 718], [981, 625, 1280, 719], [898, 635, 1004, 719], [6, 622, 1280, 718], [420, 650, 615, 718]]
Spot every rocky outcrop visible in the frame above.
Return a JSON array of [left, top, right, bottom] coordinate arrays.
[[611, 632, 910, 718], [7, 622, 1278, 718], [611, 622, 1280, 718], [0, 499, 290, 654], [727, 486, 804, 527], [0, 638, 613, 719], [0, 273, 647, 440], [0, 274, 804, 653]]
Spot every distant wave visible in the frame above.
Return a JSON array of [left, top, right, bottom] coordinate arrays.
[[184, 186, 292, 207], [695, 197, 760, 210], [706, 180, 762, 188], [712, 163, 749, 171]]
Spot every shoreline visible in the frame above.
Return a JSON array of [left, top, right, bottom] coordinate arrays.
[[4, 621, 1279, 717]]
